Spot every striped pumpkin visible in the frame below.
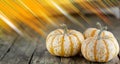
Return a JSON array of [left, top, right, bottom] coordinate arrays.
[[81, 23, 119, 62], [84, 23, 116, 39], [81, 36, 119, 62], [84, 28, 116, 39], [46, 28, 84, 57]]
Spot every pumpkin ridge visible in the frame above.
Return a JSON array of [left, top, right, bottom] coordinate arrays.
[[69, 36, 74, 56], [57, 29, 63, 34], [91, 30, 97, 37], [94, 40, 98, 61], [61, 36, 65, 56], [101, 31, 105, 37], [103, 40, 109, 62]]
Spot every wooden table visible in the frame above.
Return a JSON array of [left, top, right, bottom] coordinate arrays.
[[0, 16, 120, 64]]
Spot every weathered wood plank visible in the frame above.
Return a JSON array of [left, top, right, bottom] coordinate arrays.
[[60, 53, 88, 64], [60, 57, 75, 64], [31, 38, 61, 64], [0, 37, 37, 64], [61, 53, 120, 64], [73, 53, 90, 64], [0, 35, 17, 60]]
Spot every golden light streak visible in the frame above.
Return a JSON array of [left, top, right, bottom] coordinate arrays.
[[16, 0, 48, 30], [0, 11, 23, 36], [0, 19, 13, 33], [18, 0, 37, 17], [59, 0, 91, 25], [20, 0, 58, 27], [0, 0, 119, 38], [50, 0, 85, 29], [0, 0, 47, 37]]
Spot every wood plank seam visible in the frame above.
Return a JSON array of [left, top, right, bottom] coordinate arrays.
[[28, 47, 37, 64], [0, 36, 38, 64], [28, 39, 39, 64], [0, 36, 18, 61]]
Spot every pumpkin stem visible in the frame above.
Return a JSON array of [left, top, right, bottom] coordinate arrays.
[[96, 22, 107, 40], [61, 24, 68, 35]]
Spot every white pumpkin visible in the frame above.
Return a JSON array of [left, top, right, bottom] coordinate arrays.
[[81, 36, 119, 62], [81, 23, 119, 62], [46, 24, 84, 57], [84, 23, 114, 39], [84, 28, 116, 39]]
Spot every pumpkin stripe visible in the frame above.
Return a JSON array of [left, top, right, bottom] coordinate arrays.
[[84, 34, 86, 39], [61, 36, 65, 56], [57, 29, 62, 34], [94, 40, 98, 61], [47, 30, 62, 40], [50, 36, 57, 55], [91, 30, 97, 37], [103, 40, 109, 62], [102, 31, 105, 37], [69, 36, 73, 56]]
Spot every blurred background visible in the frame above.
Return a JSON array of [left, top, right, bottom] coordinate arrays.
[[0, 0, 120, 40]]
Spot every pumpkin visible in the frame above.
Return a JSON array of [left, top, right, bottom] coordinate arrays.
[[84, 28, 116, 40], [46, 24, 84, 57], [84, 23, 114, 39], [81, 23, 119, 62]]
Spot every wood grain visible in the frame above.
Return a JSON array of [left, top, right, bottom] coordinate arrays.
[[0, 35, 17, 60], [0, 37, 37, 64]]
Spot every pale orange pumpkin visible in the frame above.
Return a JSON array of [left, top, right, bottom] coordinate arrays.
[[81, 23, 119, 62], [46, 24, 84, 57]]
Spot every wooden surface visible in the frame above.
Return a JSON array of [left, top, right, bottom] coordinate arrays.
[[0, 16, 120, 64]]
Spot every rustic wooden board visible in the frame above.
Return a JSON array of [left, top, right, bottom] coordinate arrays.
[[0, 37, 37, 64], [61, 54, 120, 64], [31, 38, 61, 64], [60, 54, 89, 64], [89, 57, 120, 64], [0, 35, 17, 60], [60, 57, 75, 64]]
